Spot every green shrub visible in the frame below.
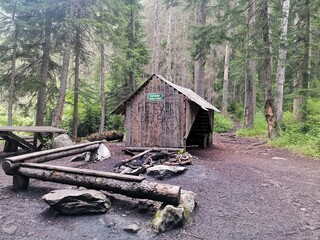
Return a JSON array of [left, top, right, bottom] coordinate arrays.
[[213, 113, 234, 133], [236, 112, 268, 137], [269, 108, 320, 158]]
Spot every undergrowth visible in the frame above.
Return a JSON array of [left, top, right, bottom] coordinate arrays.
[[236, 112, 267, 137], [213, 113, 234, 133]]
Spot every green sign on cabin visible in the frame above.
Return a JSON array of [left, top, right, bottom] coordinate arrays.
[[147, 93, 163, 102]]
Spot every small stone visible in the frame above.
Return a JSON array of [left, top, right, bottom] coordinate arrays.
[[27, 232, 35, 236], [123, 224, 140, 233], [272, 156, 287, 160], [2, 223, 18, 235], [316, 200, 320, 204]]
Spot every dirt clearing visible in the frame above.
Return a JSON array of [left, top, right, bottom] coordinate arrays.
[[1, 134, 320, 240]]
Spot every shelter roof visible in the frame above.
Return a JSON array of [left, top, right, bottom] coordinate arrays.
[[112, 74, 220, 114]]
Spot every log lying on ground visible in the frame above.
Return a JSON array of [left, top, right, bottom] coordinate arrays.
[[2, 141, 101, 173], [10, 163, 181, 205]]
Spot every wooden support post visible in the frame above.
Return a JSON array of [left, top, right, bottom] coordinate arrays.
[[13, 174, 29, 191]]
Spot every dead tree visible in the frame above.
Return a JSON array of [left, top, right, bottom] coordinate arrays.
[[264, 99, 278, 138]]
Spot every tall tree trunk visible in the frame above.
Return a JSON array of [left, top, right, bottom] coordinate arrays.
[[222, 42, 230, 116], [194, 0, 207, 98], [99, 43, 106, 133], [166, 1, 173, 81], [275, 0, 290, 123], [36, 10, 51, 126], [244, 0, 256, 128], [51, 0, 75, 128], [128, 5, 136, 92], [8, 1, 17, 126], [72, 27, 80, 137], [261, 0, 272, 102], [293, 9, 303, 120], [301, 0, 310, 122], [151, 0, 160, 74]]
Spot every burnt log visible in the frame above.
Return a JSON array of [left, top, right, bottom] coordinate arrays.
[[9, 163, 181, 205]]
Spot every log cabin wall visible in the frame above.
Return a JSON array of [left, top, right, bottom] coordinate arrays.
[[125, 76, 186, 148]]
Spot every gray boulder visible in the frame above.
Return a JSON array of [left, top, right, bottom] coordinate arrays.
[[42, 189, 111, 214], [179, 190, 197, 223], [152, 205, 184, 233], [96, 143, 111, 161], [146, 165, 187, 180], [53, 134, 73, 149], [151, 189, 197, 233]]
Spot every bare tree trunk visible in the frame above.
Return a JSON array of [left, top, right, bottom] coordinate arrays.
[[221, 42, 230, 116], [36, 10, 51, 126], [72, 28, 80, 137], [166, 1, 173, 81], [194, 0, 207, 98], [301, 0, 310, 122], [293, 9, 303, 120], [261, 0, 272, 102], [151, 0, 160, 74], [128, 5, 136, 91], [275, 0, 290, 123], [8, 1, 17, 126], [51, 0, 75, 128], [244, 0, 256, 128], [99, 43, 106, 133]]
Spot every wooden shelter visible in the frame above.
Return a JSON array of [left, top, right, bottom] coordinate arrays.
[[112, 75, 220, 150]]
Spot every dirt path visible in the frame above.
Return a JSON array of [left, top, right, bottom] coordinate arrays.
[[1, 134, 320, 240]]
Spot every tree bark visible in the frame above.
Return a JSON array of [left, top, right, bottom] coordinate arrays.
[[222, 42, 230, 116], [194, 0, 207, 98], [244, 0, 256, 128], [301, 0, 310, 122], [151, 0, 160, 74], [275, 0, 290, 123], [51, 0, 75, 127], [8, 1, 17, 126], [261, 0, 272, 102], [99, 43, 106, 133], [166, 1, 173, 81], [72, 27, 80, 137], [36, 9, 51, 126], [128, 5, 136, 92]]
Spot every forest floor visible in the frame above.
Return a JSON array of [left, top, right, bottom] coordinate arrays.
[[1, 133, 320, 240]]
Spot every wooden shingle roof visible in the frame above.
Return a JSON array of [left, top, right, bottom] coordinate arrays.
[[112, 74, 220, 114]]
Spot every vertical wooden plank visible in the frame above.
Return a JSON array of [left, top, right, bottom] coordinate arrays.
[[125, 103, 131, 147]]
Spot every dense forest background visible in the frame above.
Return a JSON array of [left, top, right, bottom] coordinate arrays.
[[0, 0, 320, 157]]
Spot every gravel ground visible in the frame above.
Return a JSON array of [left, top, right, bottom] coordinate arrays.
[[1, 134, 320, 240]]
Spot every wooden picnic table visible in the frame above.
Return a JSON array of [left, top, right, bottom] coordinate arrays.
[[0, 126, 67, 152]]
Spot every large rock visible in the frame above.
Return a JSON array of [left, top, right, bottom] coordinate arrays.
[[146, 165, 187, 180], [96, 143, 111, 161], [42, 189, 111, 215], [152, 205, 184, 233], [179, 190, 197, 223], [52, 134, 73, 149], [151, 189, 197, 233]]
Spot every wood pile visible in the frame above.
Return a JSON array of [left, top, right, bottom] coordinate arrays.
[[114, 149, 196, 175]]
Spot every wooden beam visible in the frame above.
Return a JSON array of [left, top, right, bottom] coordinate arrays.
[[5, 141, 101, 163], [14, 164, 180, 205]]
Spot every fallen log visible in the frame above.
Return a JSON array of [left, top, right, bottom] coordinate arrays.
[[5, 141, 101, 163], [2, 141, 101, 173], [11, 163, 180, 205]]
